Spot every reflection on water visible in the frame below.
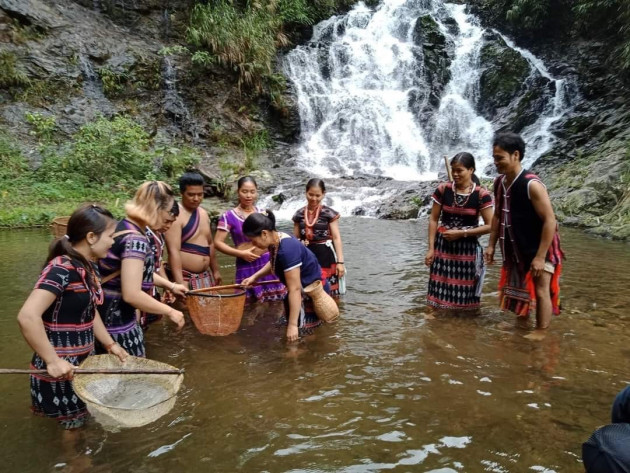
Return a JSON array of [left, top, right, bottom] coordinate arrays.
[[0, 220, 629, 472]]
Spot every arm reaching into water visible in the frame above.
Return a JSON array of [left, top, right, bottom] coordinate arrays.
[[121, 258, 185, 329], [283, 268, 302, 342]]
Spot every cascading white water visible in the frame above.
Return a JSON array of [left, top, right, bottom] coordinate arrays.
[[283, 0, 571, 183], [496, 32, 570, 168]]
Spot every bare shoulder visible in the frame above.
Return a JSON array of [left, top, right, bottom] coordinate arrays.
[[528, 180, 549, 199]]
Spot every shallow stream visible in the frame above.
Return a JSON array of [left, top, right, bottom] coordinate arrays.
[[0, 219, 628, 472]]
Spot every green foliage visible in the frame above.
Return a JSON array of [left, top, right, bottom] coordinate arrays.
[[158, 45, 190, 56], [187, 0, 356, 93], [98, 66, 129, 97], [573, 0, 630, 70], [25, 112, 57, 142], [0, 50, 30, 89], [39, 116, 153, 185], [241, 129, 269, 172], [0, 116, 208, 227], [505, 0, 550, 30], [0, 133, 29, 181], [156, 145, 202, 179]]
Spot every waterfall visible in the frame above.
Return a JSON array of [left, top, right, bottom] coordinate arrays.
[[495, 32, 571, 168], [283, 0, 571, 182], [162, 57, 198, 141], [78, 53, 107, 101]]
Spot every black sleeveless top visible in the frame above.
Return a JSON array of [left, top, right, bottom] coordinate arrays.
[[494, 170, 544, 267]]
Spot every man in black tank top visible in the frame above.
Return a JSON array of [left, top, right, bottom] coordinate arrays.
[[484, 133, 564, 340]]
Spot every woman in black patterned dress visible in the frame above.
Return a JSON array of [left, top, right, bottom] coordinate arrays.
[[424, 153, 494, 312], [292, 179, 346, 296], [17, 205, 128, 429]]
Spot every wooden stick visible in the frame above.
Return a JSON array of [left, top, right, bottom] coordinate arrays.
[[444, 155, 453, 182], [0, 368, 184, 375], [188, 279, 282, 296]]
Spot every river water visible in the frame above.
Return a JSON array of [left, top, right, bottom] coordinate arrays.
[[0, 220, 629, 472]]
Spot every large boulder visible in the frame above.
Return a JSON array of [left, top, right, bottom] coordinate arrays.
[[412, 14, 452, 113]]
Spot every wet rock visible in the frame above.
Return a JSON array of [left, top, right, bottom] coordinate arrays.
[[412, 14, 452, 110], [0, 0, 66, 30], [478, 31, 531, 119]]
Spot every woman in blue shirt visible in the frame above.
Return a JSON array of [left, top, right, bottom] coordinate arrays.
[[241, 210, 329, 341]]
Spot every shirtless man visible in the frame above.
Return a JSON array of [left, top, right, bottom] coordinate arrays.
[[165, 172, 222, 289]]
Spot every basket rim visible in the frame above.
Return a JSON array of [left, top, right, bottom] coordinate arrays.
[[188, 288, 246, 298]]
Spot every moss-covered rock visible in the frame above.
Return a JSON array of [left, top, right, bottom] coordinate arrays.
[[478, 32, 530, 117], [412, 14, 452, 110]]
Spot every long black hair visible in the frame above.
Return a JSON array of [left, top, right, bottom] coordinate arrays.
[[451, 152, 481, 186], [242, 210, 276, 237], [47, 204, 115, 292]]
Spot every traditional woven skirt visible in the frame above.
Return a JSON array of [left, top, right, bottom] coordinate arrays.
[[307, 241, 342, 297], [181, 268, 215, 290], [235, 255, 286, 303], [30, 343, 94, 429], [427, 233, 485, 310]]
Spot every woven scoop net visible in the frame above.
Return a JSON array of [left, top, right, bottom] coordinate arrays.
[[186, 287, 246, 336], [73, 355, 183, 430]]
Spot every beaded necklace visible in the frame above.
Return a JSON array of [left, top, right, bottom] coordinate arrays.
[[452, 182, 475, 208], [303, 205, 321, 241]]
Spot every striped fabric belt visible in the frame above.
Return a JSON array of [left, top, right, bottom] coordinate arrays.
[[107, 319, 137, 335]]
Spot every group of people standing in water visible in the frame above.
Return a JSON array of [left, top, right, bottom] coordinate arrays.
[[17, 171, 346, 428], [16, 130, 566, 432]]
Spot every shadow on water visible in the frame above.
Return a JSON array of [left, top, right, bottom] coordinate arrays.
[[0, 220, 629, 471]]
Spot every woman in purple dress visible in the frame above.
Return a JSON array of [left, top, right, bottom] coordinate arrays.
[[214, 176, 286, 302]]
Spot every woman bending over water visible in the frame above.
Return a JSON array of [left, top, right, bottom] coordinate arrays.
[[17, 204, 128, 429], [241, 211, 329, 341], [214, 176, 286, 302], [292, 179, 346, 296], [425, 152, 494, 311]]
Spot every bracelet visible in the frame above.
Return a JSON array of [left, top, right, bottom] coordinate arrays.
[[337, 262, 344, 264], [105, 341, 117, 353]]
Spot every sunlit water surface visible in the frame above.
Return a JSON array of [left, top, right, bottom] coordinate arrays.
[[0, 219, 628, 472]]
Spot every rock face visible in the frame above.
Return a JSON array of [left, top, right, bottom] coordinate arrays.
[[0, 0, 265, 171], [412, 14, 452, 112], [467, 4, 630, 240], [477, 31, 554, 133]]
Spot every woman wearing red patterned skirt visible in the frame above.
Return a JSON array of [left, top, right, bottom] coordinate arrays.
[[292, 179, 346, 297], [424, 153, 494, 311]]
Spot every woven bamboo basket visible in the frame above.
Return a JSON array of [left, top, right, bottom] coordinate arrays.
[[304, 280, 339, 323], [73, 355, 183, 431], [186, 287, 246, 336], [51, 216, 70, 238]]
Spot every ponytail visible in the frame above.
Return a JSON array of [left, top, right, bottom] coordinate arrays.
[[243, 210, 276, 237], [46, 204, 114, 292]]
